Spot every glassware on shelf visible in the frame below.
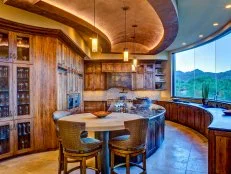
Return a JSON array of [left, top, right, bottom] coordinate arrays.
[[17, 122, 30, 150], [17, 36, 29, 61], [0, 33, 9, 60], [0, 125, 10, 155]]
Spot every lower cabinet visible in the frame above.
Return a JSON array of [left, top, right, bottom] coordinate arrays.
[[0, 121, 14, 159], [0, 118, 33, 160], [156, 101, 211, 138]]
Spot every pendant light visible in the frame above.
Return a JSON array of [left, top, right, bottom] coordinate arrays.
[[122, 6, 129, 61], [92, 0, 98, 52], [132, 24, 138, 67]]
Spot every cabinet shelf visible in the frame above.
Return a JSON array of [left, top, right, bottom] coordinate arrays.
[[0, 90, 9, 92]]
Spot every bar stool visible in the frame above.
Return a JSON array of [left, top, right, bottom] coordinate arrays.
[[58, 120, 102, 174], [52, 111, 88, 174], [109, 118, 149, 174]]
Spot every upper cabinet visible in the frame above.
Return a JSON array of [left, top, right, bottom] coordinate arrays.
[[0, 31, 32, 64], [0, 31, 10, 62], [102, 63, 132, 72]]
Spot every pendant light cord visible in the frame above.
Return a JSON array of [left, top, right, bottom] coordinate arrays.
[[94, 0, 96, 34], [125, 6, 127, 48]]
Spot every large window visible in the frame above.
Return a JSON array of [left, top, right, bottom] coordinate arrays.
[[174, 32, 231, 102]]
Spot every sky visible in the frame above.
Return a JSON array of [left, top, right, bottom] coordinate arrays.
[[175, 32, 231, 73]]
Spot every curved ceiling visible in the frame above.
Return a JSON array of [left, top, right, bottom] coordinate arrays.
[[167, 0, 231, 51], [4, 0, 179, 55]]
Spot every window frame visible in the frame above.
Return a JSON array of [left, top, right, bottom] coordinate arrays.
[[171, 29, 231, 104]]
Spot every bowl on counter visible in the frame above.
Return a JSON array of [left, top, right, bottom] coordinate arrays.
[[223, 110, 231, 116], [92, 111, 111, 118], [172, 98, 180, 102]]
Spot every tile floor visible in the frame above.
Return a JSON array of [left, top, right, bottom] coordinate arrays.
[[0, 121, 208, 174]]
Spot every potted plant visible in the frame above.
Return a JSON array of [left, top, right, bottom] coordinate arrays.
[[202, 83, 209, 106]]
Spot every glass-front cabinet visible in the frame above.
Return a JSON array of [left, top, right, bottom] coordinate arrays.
[[0, 121, 14, 159], [0, 31, 33, 159], [13, 65, 32, 119], [0, 32, 9, 62], [15, 119, 33, 154], [0, 63, 13, 121]]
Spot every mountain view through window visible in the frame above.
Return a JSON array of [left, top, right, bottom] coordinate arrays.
[[174, 32, 231, 102]]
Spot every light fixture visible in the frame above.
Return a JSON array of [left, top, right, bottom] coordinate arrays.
[[92, 0, 98, 52], [199, 34, 204, 38], [182, 42, 186, 46], [0, 34, 2, 42], [123, 48, 129, 61], [213, 22, 219, 26], [132, 64, 136, 72], [132, 24, 138, 67], [225, 4, 231, 9], [122, 6, 129, 61]]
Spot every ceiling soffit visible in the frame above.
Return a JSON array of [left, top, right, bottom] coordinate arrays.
[[4, 0, 179, 55]]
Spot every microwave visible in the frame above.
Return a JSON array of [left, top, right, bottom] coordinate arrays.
[[67, 93, 80, 109]]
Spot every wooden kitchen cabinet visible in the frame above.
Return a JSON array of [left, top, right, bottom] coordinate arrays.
[[84, 101, 107, 112], [0, 121, 14, 160]]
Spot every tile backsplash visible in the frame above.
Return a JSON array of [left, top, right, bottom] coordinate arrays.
[[84, 88, 161, 101]]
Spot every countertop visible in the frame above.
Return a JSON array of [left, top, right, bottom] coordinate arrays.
[[158, 100, 231, 131]]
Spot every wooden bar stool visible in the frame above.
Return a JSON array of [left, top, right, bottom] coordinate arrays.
[[109, 118, 149, 174], [58, 120, 102, 174], [52, 111, 88, 174]]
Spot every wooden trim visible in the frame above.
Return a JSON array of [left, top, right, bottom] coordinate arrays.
[[170, 21, 231, 54], [0, 17, 87, 58]]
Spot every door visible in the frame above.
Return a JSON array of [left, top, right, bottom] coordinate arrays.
[[12, 33, 33, 65], [13, 64, 33, 119], [0, 63, 13, 121], [14, 119, 33, 154], [0, 30, 13, 63], [0, 121, 14, 159]]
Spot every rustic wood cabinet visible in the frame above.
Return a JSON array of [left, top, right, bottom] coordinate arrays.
[[0, 30, 34, 159], [84, 62, 106, 91], [156, 101, 211, 138], [102, 63, 132, 72], [84, 101, 107, 112]]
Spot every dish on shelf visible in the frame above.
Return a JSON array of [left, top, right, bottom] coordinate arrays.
[[223, 110, 231, 116], [92, 111, 111, 118]]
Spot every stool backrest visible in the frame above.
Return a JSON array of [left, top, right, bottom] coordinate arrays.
[[58, 120, 99, 153], [52, 111, 71, 136], [124, 118, 149, 149]]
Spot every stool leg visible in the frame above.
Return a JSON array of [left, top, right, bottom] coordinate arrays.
[[82, 157, 87, 174], [63, 156, 67, 174], [58, 142, 64, 174], [126, 155, 130, 174], [110, 151, 114, 173], [97, 152, 101, 173], [143, 151, 146, 173]]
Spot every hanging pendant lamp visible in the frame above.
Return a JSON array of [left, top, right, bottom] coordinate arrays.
[[132, 24, 138, 66], [92, 0, 98, 52], [122, 6, 129, 61]]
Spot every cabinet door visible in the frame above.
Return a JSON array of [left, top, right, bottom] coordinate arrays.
[[144, 73, 154, 89], [13, 64, 33, 119], [0, 121, 14, 159], [0, 63, 13, 121], [0, 31, 12, 63], [133, 73, 144, 89], [14, 119, 33, 154], [84, 73, 94, 90], [94, 73, 105, 90], [102, 63, 114, 72], [12, 33, 33, 64]]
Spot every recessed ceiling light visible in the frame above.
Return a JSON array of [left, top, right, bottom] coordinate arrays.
[[225, 4, 231, 9], [213, 22, 219, 26], [182, 42, 186, 46], [199, 34, 204, 38]]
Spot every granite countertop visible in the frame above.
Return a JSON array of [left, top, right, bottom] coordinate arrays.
[[158, 100, 231, 131], [128, 107, 166, 119]]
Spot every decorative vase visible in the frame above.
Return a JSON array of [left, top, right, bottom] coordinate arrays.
[[202, 98, 208, 106]]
